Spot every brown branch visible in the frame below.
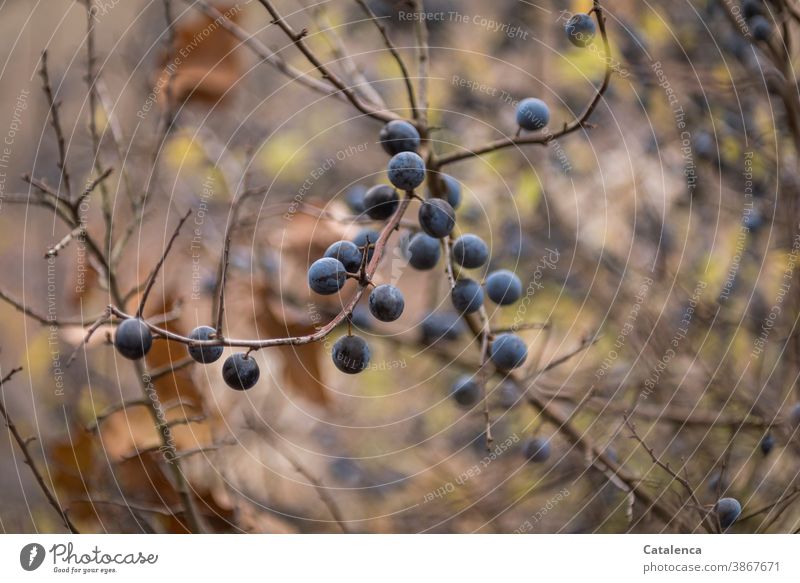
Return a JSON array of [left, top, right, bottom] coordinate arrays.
[[409, 0, 430, 128], [354, 0, 418, 119], [254, 0, 399, 124], [624, 414, 716, 533], [0, 366, 79, 533], [435, 0, 612, 166], [38, 51, 73, 199], [136, 209, 192, 317]]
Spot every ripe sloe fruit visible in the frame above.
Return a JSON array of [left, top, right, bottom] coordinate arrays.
[[114, 318, 153, 360], [452, 234, 488, 268], [760, 433, 775, 456], [353, 229, 380, 264], [565, 14, 596, 47], [451, 278, 484, 314], [363, 184, 399, 220], [187, 325, 223, 364], [451, 376, 481, 407], [715, 497, 742, 530], [486, 270, 523, 305], [387, 152, 426, 191], [325, 241, 362, 273], [516, 97, 550, 131], [419, 198, 455, 238], [332, 335, 371, 374], [308, 257, 347, 295], [222, 353, 260, 390], [523, 437, 551, 463], [379, 120, 420, 155], [368, 284, 405, 322], [407, 232, 441, 270], [490, 334, 528, 370]]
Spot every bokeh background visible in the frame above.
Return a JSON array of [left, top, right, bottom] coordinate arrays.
[[1, 0, 799, 533]]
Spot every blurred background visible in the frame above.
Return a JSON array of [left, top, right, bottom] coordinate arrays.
[[1, 0, 799, 533]]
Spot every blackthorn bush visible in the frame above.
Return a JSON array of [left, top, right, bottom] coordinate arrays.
[[379, 120, 421, 155], [418, 198, 456, 238], [387, 151, 426, 191], [368, 284, 405, 322], [451, 278, 484, 314], [490, 334, 528, 370], [325, 241, 363, 273], [332, 335, 371, 374], [715, 497, 742, 530], [516, 97, 550, 131], [407, 232, 441, 270], [565, 14, 596, 47], [452, 234, 489, 268], [451, 376, 481, 407], [363, 184, 400, 220], [485, 270, 523, 305], [308, 257, 348, 295]]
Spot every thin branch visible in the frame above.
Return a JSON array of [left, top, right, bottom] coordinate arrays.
[[44, 225, 85, 259], [136, 209, 192, 318], [354, 0, 418, 118], [624, 414, 716, 533], [38, 51, 73, 199], [435, 0, 613, 166], [254, 0, 399, 123], [0, 366, 79, 533], [410, 0, 429, 128]]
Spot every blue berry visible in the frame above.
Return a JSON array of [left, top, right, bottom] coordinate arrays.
[[430, 174, 462, 209], [516, 97, 550, 131], [565, 14, 596, 47], [452, 234, 488, 268], [325, 241, 362, 273], [368, 284, 405, 322], [353, 229, 380, 264], [451, 278, 484, 314], [350, 304, 373, 331], [222, 353, 260, 390], [187, 325, 223, 364], [790, 403, 800, 426], [522, 437, 551, 463], [114, 318, 153, 360], [496, 380, 519, 409], [345, 185, 367, 214], [332, 335, 371, 374], [490, 334, 528, 370], [363, 184, 399, 220], [387, 152, 426, 191], [308, 257, 347, 295], [750, 15, 772, 42], [451, 376, 481, 407], [760, 433, 775, 456], [420, 312, 465, 345], [716, 497, 742, 530], [379, 120, 420, 155], [486, 269, 523, 305], [418, 198, 455, 238], [407, 232, 441, 270]]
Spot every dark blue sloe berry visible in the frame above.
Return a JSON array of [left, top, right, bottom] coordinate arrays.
[[387, 152, 426, 191], [332, 335, 371, 374], [419, 198, 455, 238], [716, 497, 742, 530], [308, 257, 347, 295], [760, 433, 775, 456], [486, 270, 523, 305], [345, 185, 367, 214], [187, 325, 223, 364], [368, 284, 405, 322], [222, 352, 260, 390], [420, 312, 465, 345], [379, 120, 420, 155], [114, 318, 153, 360], [353, 229, 380, 264], [325, 241, 363, 273], [565, 14, 596, 47], [451, 376, 481, 407], [452, 234, 489, 268], [523, 437, 551, 463], [407, 232, 441, 270], [451, 278, 484, 314], [490, 334, 528, 370], [363, 184, 399, 220], [516, 97, 550, 131]]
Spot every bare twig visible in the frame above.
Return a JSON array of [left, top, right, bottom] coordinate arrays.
[[0, 366, 79, 533], [136, 209, 192, 318], [38, 51, 73, 199]]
